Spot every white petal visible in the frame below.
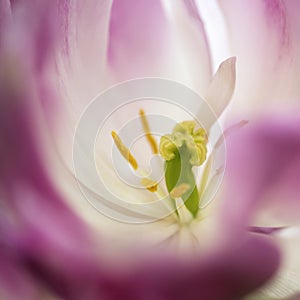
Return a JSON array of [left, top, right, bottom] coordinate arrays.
[[200, 57, 236, 128]]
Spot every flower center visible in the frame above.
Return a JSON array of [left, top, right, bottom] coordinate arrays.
[[111, 109, 208, 220]]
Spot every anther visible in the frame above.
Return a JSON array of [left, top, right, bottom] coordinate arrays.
[[139, 109, 158, 154], [141, 178, 158, 193], [170, 183, 191, 199], [111, 131, 138, 170]]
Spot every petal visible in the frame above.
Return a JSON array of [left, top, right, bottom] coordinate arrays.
[[202, 57, 236, 128], [248, 227, 300, 299], [6, 185, 104, 299], [0, 11, 103, 299], [0, 250, 42, 300], [5, 0, 67, 127], [101, 235, 279, 300], [222, 115, 300, 230], [107, 0, 212, 94], [218, 0, 300, 116], [51, 1, 114, 173], [107, 0, 168, 79], [9, 1, 61, 73], [199, 119, 248, 209], [0, 0, 11, 31], [57, 0, 113, 114], [160, 0, 213, 92]]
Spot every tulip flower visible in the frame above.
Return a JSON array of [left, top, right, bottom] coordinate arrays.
[[0, 1, 299, 300]]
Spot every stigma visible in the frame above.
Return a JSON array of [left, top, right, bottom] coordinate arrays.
[[159, 121, 208, 166]]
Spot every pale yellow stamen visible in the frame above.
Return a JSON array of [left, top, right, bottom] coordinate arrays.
[[170, 183, 190, 199], [111, 131, 138, 170], [140, 178, 158, 193], [139, 109, 158, 154]]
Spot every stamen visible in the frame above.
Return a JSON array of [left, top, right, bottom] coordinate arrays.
[[170, 183, 191, 199], [139, 109, 158, 154], [111, 131, 138, 170], [141, 178, 158, 193]]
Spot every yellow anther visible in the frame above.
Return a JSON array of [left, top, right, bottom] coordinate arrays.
[[139, 109, 158, 154], [111, 131, 138, 170], [141, 178, 158, 193], [170, 183, 190, 199]]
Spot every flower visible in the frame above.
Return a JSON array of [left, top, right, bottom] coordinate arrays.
[[0, 1, 299, 299]]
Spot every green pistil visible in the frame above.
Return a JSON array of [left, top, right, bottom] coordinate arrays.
[[159, 121, 208, 218]]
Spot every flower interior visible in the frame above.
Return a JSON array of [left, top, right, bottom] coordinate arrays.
[[111, 109, 208, 221]]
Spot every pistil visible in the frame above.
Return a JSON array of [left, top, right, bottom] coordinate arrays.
[[159, 121, 208, 218]]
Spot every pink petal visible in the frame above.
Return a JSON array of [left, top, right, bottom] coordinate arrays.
[[107, 0, 167, 78], [8, 1, 61, 73], [219, 0, 300, 116], [100, 235, 279, 300], [0, 9, 103, 298], [0, 250, 42, 300], [107, 0, 212, 93], [0, 0, 11, 30], [222, 115, 300, 230], [6, 0, 65, 125]]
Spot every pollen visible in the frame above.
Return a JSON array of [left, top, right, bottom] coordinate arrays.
[[139, 109, 158, 154], [140, 178, 158, 193], [111, 131, 138, 170]]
